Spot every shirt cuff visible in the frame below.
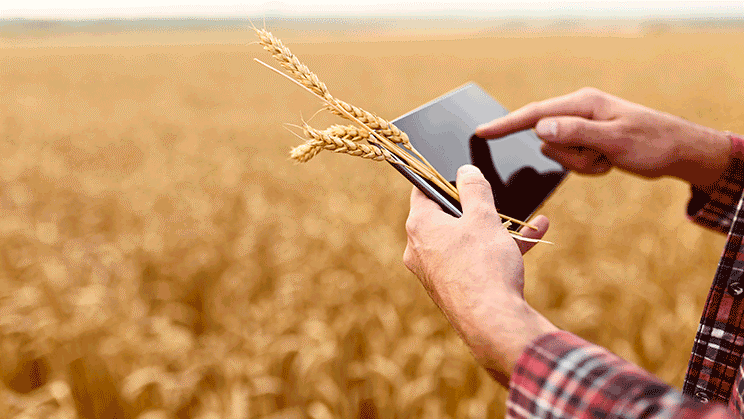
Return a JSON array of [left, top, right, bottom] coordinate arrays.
[[507, 330, 716, 419], [687, 132, 744, 234]]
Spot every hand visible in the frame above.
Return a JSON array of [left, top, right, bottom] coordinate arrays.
[[475, 87, 731, 190], [403, 165, 558, 387]]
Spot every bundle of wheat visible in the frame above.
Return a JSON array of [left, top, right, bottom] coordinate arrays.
[[253, 28, 545, 243]]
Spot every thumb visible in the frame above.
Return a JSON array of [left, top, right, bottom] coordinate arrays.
[[456, 165, 497, 217]]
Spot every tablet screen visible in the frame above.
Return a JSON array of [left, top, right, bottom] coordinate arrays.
[[391, 83, 567, 222]]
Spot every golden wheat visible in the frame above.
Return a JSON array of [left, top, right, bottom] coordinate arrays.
[[253, 34, 457, 196], [255, 28, 539, 232], [253, 29, 435, 176], [290, 125, 373, 163], [255, 28, 332, 100], [2, 23, 738, 419], [255, 29, 411, 149], [289, 143, 321, 163], [324, 125, 371, 142], [324, 103, 412, 148], [293, 124, 393, 162]]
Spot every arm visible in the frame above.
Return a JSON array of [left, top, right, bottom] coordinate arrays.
[[403, 167, 738, 418], [510, 331, 735, 419], [475, 87, 744, 233], [403, 165, 557, 387], [475, 87, 732, 192]]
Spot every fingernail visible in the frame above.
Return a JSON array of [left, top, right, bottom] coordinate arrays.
[[458, 164, 481, 176], [535, 119, 557, 138], [475, 124, 487, 133]]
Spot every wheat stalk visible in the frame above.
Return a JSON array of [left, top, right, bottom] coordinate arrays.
[[254, 28, 543, 237], [253, 29, 453, 195], [255, 30, 411, 148], [253, 56, 459, 201]]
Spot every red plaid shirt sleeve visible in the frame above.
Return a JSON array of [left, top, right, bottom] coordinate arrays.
[[508, 331, 735, 419], [687, 132, 744, 232], [507, 132, 744, 419]]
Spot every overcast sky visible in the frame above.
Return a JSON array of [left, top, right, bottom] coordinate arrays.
[[1, 0, 743, 19]]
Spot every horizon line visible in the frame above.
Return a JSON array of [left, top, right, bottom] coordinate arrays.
[[2, 14, 744, 21], [4, 3, 744, 20]]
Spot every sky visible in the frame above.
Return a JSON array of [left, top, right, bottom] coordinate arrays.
[[1, 0, 744, 19]]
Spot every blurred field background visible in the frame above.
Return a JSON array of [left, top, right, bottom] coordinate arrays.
[[0, 18, 743, 418]]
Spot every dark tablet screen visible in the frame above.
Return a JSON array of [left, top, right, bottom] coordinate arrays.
[[391, 82, 567, 222]]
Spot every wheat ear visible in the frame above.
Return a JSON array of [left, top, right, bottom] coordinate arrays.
[[325, 103, 412, 148], [255, 29, 332, 100], [254, 30, 411, 148], [253, 57, 459, 198], [254, 29, 539, 232], [254, 29, 441, 182], [257, 58, 538, 231], [290, 125, 371, 162], [289, 143, 322, 163], [324, 125, 371, 142], [296, 124, 393, 162]]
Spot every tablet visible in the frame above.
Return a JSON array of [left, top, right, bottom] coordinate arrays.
[[390, 82, 567, 226]]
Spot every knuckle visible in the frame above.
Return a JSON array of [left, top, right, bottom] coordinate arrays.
[[556, 119, 573, 138], [459, 175, 491, 189], [586, 88, 611, 110], [404, 214, 420, 237], [591, 94, 610, 112], [576, 87, 607, 108], [577, 86, 601, 98], [605, 123, 625, 142]]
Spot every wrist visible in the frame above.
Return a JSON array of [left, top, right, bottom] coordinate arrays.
[[670, 125, 731, 191], [466, 298, 558, 387]]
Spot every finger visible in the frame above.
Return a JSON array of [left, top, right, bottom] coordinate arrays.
[[409, 185, 444, 215], [455, 165, 496, 218], [535, 116, 619, 153], [475, 88, 603, 139], [541, 145, 610, 174], [516, 215, 549, 255], [406, 187, 448, 249], [541, 144, 612, 174]]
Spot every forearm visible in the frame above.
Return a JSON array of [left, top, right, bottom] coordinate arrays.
[[509, 331, 735, 419]]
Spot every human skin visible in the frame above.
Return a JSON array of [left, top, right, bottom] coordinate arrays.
[[403, 87, 733, 387], [476, 87, 731, 190], [403, 165, 558, 387]]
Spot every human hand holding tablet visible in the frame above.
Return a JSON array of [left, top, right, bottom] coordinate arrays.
[[390, 82, 567, 227]]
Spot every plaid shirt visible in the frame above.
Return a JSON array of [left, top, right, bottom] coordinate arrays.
[[508, 132, 744, 419]]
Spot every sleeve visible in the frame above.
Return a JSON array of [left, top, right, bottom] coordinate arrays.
[[507, 331, 735, 419], [687, 132, 744, 234]]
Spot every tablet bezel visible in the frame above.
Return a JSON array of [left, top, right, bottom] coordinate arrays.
[[388, 82, 568, 227]]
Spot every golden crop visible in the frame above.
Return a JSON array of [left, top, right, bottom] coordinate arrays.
[[0, 23, 742, 418]]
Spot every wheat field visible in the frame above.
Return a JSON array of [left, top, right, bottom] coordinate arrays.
[[0, 21, 743, 418]]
